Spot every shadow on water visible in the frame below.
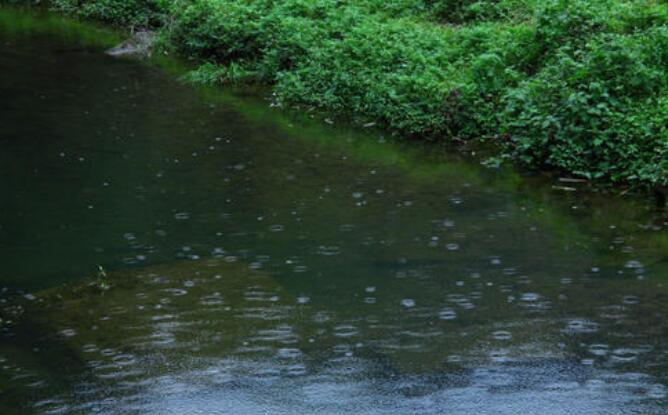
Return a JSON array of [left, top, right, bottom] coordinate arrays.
[[1, 6, 668, 415]]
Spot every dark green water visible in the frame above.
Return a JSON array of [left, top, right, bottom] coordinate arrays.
[[1, 8, 668, 415]]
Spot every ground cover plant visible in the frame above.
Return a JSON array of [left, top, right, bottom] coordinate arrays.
[[7, 0, 668, 189]]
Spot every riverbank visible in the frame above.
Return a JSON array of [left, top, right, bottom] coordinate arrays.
[[5, 0, 668, 192], [2, 9, 668, 414]]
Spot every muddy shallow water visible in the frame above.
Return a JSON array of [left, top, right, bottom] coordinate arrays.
[[1, 9, 667, 415]]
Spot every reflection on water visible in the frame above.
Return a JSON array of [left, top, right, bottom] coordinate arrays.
[[1, 8, 668, 415], [3, 259, 668, 414]]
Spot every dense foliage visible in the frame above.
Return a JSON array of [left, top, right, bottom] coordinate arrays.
[[11, 0, 668, 188], [48, 0, 168, 27]]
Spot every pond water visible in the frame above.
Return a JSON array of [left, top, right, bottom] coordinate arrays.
[[1, 9, 668, 415]]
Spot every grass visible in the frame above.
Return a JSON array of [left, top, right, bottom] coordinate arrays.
[[4, 0, 668, 190]]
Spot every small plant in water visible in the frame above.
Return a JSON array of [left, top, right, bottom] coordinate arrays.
[[92, 265, 111, 293]]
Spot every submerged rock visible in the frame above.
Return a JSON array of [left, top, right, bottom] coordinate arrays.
[[105, 30, 156, 58]]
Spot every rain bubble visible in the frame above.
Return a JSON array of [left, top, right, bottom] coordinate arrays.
[[438, 308, 457, 320], [491, 331, 512, 341], [61, 329, 77, 337], [297, 296, 310, 304], [520, 293, 541, 302]]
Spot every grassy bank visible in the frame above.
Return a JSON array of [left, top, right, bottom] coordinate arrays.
[[5, 0, 668, 190]]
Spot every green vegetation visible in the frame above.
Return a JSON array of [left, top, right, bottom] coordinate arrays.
[[48, 0, 168, 27], [92, 265, 111, 292], [5, 0, 668, 189]]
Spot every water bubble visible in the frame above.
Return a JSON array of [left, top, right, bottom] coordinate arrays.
[[438, 308, 457, 320], [60, 329, 77, 337], [333, 325, 359, 338], [449, 196, 463, 205], [610, 348, 641, 362], [491, 330, 512, 341], [162, 288, 187, 297], [588, 344, 609, 356], [297, 296, 310, 304], [200, 292, 224, 306], [520, 293, 541, 302], [317, 246, 340, 256], [489, 349, 509, 363], [401, 299, 416, 308], [82, 344, 99, 353], [564, 319, 599, 334], [622, 295, 639, 305], [277, 348, 302, 359]]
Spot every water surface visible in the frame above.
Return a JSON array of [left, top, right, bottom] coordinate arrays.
[[1, 9, 668, 415]]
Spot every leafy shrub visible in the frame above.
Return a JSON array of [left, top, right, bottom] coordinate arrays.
[[18, 0, 668, 188], [49, 0, 169, 27], [274, 17, 465, 136], [427, 0, 537, 23], [503, 29, 668, 184]]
